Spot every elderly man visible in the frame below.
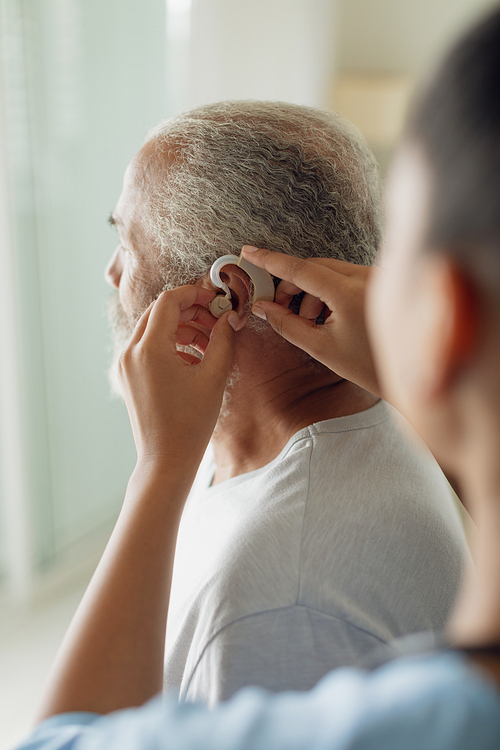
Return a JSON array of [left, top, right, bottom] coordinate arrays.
[[106, 101, 466, 705]]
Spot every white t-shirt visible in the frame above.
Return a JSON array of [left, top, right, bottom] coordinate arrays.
[[164, 401, 467, 706]]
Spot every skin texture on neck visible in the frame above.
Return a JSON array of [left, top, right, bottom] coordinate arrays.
[[210, 326, 379, 484]]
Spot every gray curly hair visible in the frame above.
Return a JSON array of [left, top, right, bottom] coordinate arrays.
[[140, 100, 382, 296]]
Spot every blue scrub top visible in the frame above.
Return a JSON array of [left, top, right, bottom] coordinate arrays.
[[14, 651, 500, 750]]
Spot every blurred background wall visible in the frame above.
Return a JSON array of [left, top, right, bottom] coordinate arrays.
[[0, 0, 495, 746], [334, 0, 498, 168], [0, 0, 167, 605]]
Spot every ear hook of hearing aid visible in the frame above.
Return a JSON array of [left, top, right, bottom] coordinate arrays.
[[208, 253, 275, 318]]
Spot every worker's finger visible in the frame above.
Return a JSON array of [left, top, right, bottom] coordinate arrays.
[[143, 287, 216, 350], [176, 324, 211, 354], [251, 300, 319, 354], [201, 311, 239, 382], [128, 299, 156, 345], [274, 278, 304, 306], [176, 350, 203, 365], [179, 304, 217, 330], [298, 293, 327, 320], [241, 246, 357, 301]]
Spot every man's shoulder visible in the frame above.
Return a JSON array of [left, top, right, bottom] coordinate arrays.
[[284, 399, 390, 453], [301, 400, 449, 498], [285, 400, 417, 474], [189, 403, 393, 502]]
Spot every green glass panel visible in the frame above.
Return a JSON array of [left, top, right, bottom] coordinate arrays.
[[1, 0, 169, 570]]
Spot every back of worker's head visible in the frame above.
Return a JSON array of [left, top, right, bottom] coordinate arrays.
[[141, 101, 382, 290], [408, 6, 500, 291], [371, 8, 500, 475]]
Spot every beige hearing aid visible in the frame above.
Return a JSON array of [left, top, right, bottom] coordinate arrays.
[[208, 252, 275, 318]]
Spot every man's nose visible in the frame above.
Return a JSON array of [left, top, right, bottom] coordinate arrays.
[[105, 246, 123, 289]]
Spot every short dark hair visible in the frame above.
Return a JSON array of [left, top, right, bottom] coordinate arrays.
[[408, 6, 500, 282]]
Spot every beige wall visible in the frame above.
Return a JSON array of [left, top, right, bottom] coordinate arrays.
[[338, 0, 497, 75], [333, 0, 498, 170]]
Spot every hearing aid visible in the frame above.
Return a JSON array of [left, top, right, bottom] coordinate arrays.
[[208, 252, 275, 318]]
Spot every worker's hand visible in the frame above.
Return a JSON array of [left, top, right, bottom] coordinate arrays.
[[118, 285, 241, 474], [241, 246, 381, 397]]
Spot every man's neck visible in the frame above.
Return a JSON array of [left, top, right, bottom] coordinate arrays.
[[211, 337, 378, 484]]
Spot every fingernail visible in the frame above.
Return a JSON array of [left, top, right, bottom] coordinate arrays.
[[252, 304, 266, 320], [227, 311, 239, 330], [242, 245, 258, 253]]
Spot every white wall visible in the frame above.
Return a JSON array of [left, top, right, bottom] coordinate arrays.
[[169, 0, 338, 111]]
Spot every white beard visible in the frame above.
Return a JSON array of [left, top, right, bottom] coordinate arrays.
[[107, 293, 137, 398]]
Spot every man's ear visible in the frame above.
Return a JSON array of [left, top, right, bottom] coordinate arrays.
[[420, 255, 478, 399], [197, 264, 251, 326], [218, 265, 252, 316]]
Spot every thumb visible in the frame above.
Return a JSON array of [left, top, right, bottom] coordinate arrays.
[[201, 311, 237, 379], [252, 300, 315, 352]]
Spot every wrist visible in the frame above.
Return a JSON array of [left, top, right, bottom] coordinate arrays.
[[127, 454, 200, 505], [131, 429, 211, 479]]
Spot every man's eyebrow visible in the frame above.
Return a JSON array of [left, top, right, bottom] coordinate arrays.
[[108, 212, 122, 227]]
